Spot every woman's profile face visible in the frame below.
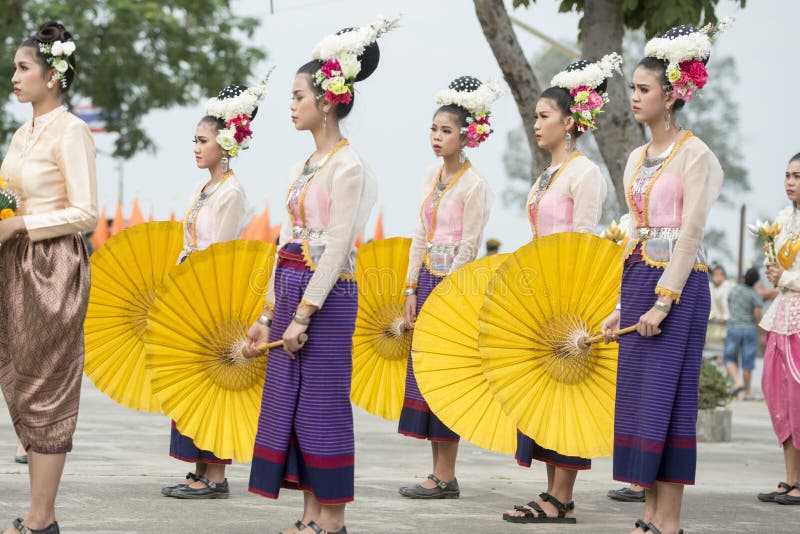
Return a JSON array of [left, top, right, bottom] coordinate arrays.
[[533, 98, 569, 152], [193, 121, 225, 170], [12, 46, 50, 104], [785, 159, 800, 204], [290, 74, 324, 132]]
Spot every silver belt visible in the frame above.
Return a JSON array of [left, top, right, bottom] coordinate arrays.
[[636, 227, 680, 240], [426, 242, 458, 254], [292, 226, 328, 240]]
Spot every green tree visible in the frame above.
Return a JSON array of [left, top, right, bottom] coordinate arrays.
[[475, 0, 745, 209], [0, 1, 266, 158]]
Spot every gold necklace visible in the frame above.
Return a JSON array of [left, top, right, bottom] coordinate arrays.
[[184, 170, 234, 250], [286, 138, 350, 227], [528, 151, 582, 238]]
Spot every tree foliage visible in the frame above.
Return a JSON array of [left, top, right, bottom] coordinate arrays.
[[513, 0, 745, 37], [0, 1, 266, 158]]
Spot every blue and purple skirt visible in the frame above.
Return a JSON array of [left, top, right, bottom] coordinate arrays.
[[515, 431, 591, 470], [613, 254, 710, 487], [397, 265, 459, 442], [170, 422, 231, 464], [248, 243, 358, 504]]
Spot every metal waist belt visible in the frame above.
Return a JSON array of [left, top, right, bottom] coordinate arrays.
[[636, 227, 680, 240], [292, 226, 328, 240], [426, 242, 458, 254]]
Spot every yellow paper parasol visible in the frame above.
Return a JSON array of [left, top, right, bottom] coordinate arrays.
[[144, 239, 276, 463], [84, 221, 184, 412], [351, 237, 412, 420], [411, 254, 517, 454], [479, 232, 623, 459]]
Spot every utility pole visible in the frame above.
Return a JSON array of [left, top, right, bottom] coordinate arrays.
[[737, 203, 745, 283]]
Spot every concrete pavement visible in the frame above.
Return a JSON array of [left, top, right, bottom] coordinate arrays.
[[1, 376, 797, 533]]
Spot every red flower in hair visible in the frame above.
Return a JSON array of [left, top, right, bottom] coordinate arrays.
[[683, 60, 708, 89], [226, 115, 253, 144], [324, 89, 352, 105], [321, 59, 342, 78]]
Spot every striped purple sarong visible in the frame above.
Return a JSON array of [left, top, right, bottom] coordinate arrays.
[[515, 430, 591, 470], [397, 265, 459, 442], [248, 244, 358, 504], [613, 255, 710, 487]]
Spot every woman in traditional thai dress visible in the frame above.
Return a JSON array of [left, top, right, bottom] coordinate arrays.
[[161, 81, 267, 499], [397, 76, 499, 499], [601, 22, 730, 534], [0, 21, 97, 534], [756, 151, 800, 506], [502, 54, 618, 525], [243, 16, 397, 534]]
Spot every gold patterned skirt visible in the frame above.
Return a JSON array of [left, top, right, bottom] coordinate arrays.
[[0, 233, 90, 454]]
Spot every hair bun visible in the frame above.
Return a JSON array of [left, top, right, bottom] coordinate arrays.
[[334, 27, 380, 82], [35, 20, 72, 44], [217, 84, 259, 120], [564, 59, 609, 93], [448, 76, 482, 93]]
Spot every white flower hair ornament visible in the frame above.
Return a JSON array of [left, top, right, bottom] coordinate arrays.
[[205, 66, 275, 158], [434, 76, 508, 148], [643, 17, 733, 102], [310, 14, 401, 105], [38, 39, 76, 89], [549, 53, 623, 132]]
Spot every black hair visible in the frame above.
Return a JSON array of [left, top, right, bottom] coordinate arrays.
[[711, 264, 726, 276], [637, 25, 709, 112], [20, 21, 76, 92], [539, 59, 611, 138], [199, 115, 225, 132], [296, 28, 380, 120], [744, 267, 760, 287], [433, 104, 469, 129], [539, 86, 583, 138], [790, 152, 800, 164]]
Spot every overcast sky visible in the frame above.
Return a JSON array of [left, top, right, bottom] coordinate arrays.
[[7, 0, 793, 272]]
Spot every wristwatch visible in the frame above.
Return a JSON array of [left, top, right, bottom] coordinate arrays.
[[257, 315, 273, 328], [293, 314, 311, 325], [403, 287, 417, 296]]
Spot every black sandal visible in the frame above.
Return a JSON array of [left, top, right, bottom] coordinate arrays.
[[501, 492, 577, 524], [635, 519, 650, 531], [278, 520, 307, 533], [759, 481, 794, 503], [306, 521, 347, 534], [646, 522, 684, 534], [775, 482, 800, 505], [11, 518, 60, 534]]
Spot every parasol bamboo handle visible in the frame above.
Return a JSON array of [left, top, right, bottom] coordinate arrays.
[[584, 325, 638, 345], [243, 333, 309, 359]]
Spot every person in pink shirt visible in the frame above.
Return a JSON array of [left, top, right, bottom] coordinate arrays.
[[757, 152, 800, 506], [397, 76, 500, 499], [503, 54, 618, 525], [161, 79, 268, 500]]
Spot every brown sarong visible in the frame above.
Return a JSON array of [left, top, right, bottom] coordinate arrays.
[[0, 233, 90, 454]]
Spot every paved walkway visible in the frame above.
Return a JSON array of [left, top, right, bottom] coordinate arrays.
[[0, 376, 797, 533]]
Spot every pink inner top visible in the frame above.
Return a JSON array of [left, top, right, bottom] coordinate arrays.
[[530, 192, 575, 237]]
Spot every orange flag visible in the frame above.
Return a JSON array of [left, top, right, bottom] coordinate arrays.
[[90, 205, 110, 251], [110, 202, 125, 235], [128, 198, 145, 227], [373, 210, 384, 241], [354, 233, 364, 247], [269, 223, 282, 244], [169, 210, 176, 222]]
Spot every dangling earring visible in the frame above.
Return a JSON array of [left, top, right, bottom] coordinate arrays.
[[323, 111, 328, 131], [664, 108, 671, 131], [221, 156, 229, 173], [46, 80, 54, 89], [459, 149, 466, 164], [564, 132, 572, 150]]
